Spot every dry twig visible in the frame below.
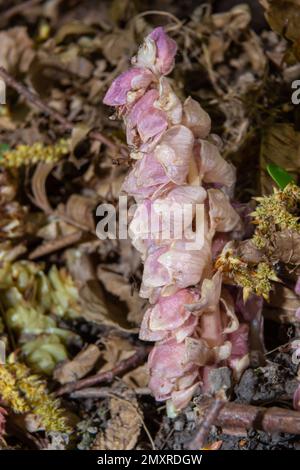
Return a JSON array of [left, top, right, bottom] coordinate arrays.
[[56, 346, 151, 396], [0, 66, 127, 158], [187, 397, 225, 449], [187, 397, 300, 447]]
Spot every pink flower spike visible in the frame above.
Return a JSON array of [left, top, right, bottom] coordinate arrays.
[[103, 68, 154, 106]]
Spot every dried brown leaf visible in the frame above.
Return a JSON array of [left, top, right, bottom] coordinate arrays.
[[97, 266, 145, 325], [92, 390, 141, 450], [55, 22, 96, 45], [79, 280, 136, 332], [0, 27, 35, 74], [260, 124, 300, 194], [264, 283, 299, 323], [53, 344, 101, 385], [271, 230, 300, 264], [64, 195, 96, 232], [31, 162, 54, 213]]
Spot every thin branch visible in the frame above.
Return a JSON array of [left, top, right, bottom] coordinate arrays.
[[187, 398, 300, 448], [55, 346, 151, 396], [29, 231, 84, 260], [1, 0, 41, 22], [187, 397, 225, 450], [0, 66, 127, 157], [70, 386, 151, 399]]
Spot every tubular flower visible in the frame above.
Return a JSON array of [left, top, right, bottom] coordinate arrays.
[[103, 27, 252, 413]]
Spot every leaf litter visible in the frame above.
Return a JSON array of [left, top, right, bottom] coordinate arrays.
[[0, 0, 300, 451]]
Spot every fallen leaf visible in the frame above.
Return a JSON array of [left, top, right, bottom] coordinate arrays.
[[53, 344, 101, 384], [97, 266, 145, 325], [55, 22, 96, 45], [92, 389, 142, 450], [260, 0, 300, 61], [264, 283, 299, 323], [31, 162, 55, 213], [64, 194, 96, 231], [0, 27, 35, 74], [79, 280, 137, 332], [271, 230, 300, 264], [260, 124, 300, 194]]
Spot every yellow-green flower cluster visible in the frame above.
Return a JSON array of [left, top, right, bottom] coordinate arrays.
[[252, 183, 300, 248], [1, 140, 69, 168], [216, 249, 278, 300], [0, 362, 70, 433], [0, 261, 81, 374]]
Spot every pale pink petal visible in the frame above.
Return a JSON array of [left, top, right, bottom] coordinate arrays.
[[295, 277, 300, 296], [187, 271, 222, 313], [220, 289, 239, 334], [131, 185, 206, 244], [122, 153, 169, 201], [176, 368, 199, 390], [132, 27, 177, 76], [139, 307, 167, 342], [154, 125, 194, 184], [228, 323, 249, 358], [293, 384, 300, 410], [140, 246, 170, 299], [196, 140, 236, 190], [148, 339, 201, 406], [158, 239, 211, 292], [171, 382, 199, 410], [185, 337, 212, 366], [126, 89, 168, 147], [173, 314, 198, 342], [163, 185, 207, 205], [149, 289, 196, 331], [208, 188, 241, 234], [155, 77, 182, 124], [182, 97, 211, 138], [148, 340, 192, 377], [149, 27, 177, 75], [103, 67, 154, 106]]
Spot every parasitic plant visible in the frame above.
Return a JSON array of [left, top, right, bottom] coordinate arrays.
[[103, 27, 254, 414]]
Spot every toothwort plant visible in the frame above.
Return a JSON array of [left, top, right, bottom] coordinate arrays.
[[103, 27, 253, 415]]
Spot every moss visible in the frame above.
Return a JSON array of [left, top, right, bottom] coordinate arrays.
[[1, 140, 69, 168]]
